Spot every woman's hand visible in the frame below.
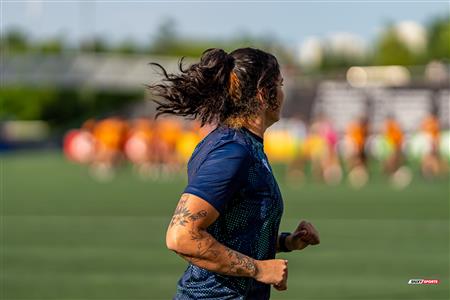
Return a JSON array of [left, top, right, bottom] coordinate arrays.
[[254, 259, 288, 290], [287, 220, 320, 251]]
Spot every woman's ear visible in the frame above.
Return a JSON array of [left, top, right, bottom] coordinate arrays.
[[256, 89, 269, 109]]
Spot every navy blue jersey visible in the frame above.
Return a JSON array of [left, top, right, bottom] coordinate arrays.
[[174, 125, 284, 300]]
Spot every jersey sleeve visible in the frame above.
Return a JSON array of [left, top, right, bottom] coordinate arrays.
[[184, 142, 251, 214]]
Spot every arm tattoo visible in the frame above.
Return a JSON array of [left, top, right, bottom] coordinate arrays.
[[170, 195, 207, 228], [225, 248, 258, 277], [169, 194, 256, 278], [170, 194, 218, 259], [189, 229, 220, 259]]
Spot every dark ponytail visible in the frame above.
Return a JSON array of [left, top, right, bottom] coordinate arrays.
[[147, 47, 280, 126]]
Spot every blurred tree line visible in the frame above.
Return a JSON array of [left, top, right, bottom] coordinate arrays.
[[1, 16, 448, 131], [2, 16, 449, 67], [373, 17, 450, 66], [0, 87, 142, 133], [318, 15, 449, 71], [1, 19, 293, 130], [1, 18, 291, 62]]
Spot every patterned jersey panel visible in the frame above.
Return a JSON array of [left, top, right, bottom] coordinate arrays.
[[175, 126, 284, 300]]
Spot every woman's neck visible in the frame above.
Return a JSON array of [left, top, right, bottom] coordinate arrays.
[[224, 111, 272, 139], [243, 115, 268, 140]]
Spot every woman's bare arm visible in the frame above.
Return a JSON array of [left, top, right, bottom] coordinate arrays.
[[166, 193, 287, 286]]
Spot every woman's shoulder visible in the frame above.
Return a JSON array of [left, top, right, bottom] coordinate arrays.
[[210, 127, 251, 156], [187, 127, 252, 173], [192, 126, 251, 161]]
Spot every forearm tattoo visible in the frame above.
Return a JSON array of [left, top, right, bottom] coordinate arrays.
[[225, 248, 258, 277], [189, 229, 220, 259], [170, 194, 217, 259], [169, 194, 257, 277]]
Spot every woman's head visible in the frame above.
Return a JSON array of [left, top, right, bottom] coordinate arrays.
[[148, 47, 283, 127]]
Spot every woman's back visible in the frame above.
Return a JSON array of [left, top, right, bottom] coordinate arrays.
[[177, 125, 284, 299]]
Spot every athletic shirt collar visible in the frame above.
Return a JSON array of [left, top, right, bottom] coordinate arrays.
[[242, 127, 264, 144]]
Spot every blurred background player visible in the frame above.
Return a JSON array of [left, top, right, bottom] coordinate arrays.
[[420, 113, 448, 179], [63, 119, 96, 165], [382, 115, 412, 188], [124, 118, 154, 178], [313, 113, 342, 185], [91, 117, 128, 180], [285, 115, 308, 184], [175, 121, 207, 165], [344, 115, 370, 188]]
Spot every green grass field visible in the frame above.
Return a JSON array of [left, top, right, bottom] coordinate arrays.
[[2, 151, 449, 300]]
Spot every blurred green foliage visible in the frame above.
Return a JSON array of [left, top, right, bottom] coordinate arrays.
[[3, 16, 448, 69], [2, 29, 29, 53], [373, 26, 420, 66], [1, 16, 448, 128], [147, 19, 292, 63], [149, 15, 450, 69], [428, 16, 450, 61], [373, 16, 450, 66], [0, 87, 143, 130]]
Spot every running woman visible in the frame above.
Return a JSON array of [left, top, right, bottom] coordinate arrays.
[[148, 48, 320, 299]]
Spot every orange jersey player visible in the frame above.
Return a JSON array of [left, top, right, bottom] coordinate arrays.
[[158, 118, 183, 151], [382, 116, 410, 183], [346, 117, 369, 164], [384, 117, 403, 151], [92, 117, 128, 163], [420, 114, 447, 178], [345, 116, 370, 188], [421, 114, 440, 151]]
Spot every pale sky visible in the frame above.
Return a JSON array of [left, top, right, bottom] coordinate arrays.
[[2, 1, 449, 48]]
